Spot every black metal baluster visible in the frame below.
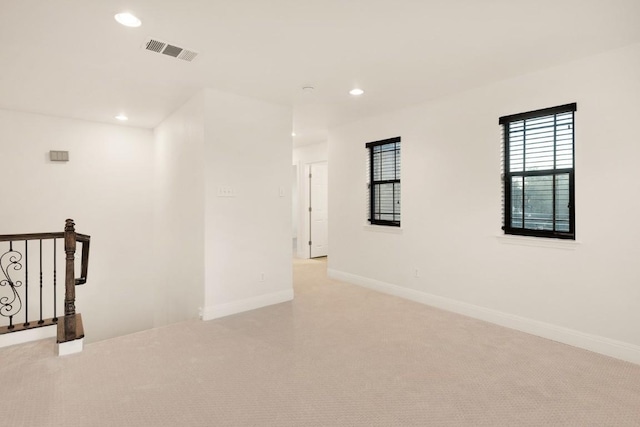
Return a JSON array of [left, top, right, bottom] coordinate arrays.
[[39, 239, 43, 324], [53, 239, 57, 321], [24, 240, 29, 326]]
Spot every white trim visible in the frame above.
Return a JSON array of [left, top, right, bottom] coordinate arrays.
[[496, 234, 581, 250], [327, 268, 640, 366], [0, 325, 56, 349], [57, 338, 83, 356], [201, 289, 294, 321], [363, 225, 403, 234]]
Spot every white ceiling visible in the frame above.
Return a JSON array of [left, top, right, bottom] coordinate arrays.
[[1, 1, 639, 147]]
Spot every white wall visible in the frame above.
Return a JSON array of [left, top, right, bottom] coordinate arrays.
[[153, 93, 205, 327], [202, 89, 293, 318], [328, 42, 640, 364], [293, 141, 328, 165], [154, 88, 294, 322], [292, 142, 328, 258], [0, 109, 156, 342]]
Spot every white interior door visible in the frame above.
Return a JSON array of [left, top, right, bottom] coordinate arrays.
[[310, 162, 328, 258], [292, 164, 298, 246]]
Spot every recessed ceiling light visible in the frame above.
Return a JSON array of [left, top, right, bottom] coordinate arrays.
[[115, 114, 128, 121], [349, 88, 364, 96], [114, 12, 141, 28], [291, 132, 296, 137]]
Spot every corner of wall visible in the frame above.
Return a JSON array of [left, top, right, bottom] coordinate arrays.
[[201, 288, 294, 321]]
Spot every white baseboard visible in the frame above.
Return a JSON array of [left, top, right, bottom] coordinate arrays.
[[0, 325, 56, 349], [328, 268, 640, 366], [201, 289, 294, 321]]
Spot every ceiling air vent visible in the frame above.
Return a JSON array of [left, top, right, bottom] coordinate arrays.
[[142, 38, 199, 62]]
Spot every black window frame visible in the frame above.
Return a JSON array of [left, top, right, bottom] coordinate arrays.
[[500, 103, 576, 240], [366, 136, 401, 227]]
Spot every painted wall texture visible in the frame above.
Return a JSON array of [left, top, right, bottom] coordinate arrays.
[[328, 42, 640, 363]]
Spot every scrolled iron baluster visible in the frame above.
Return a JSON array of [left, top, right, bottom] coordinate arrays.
[[0, 247, 24, 326]]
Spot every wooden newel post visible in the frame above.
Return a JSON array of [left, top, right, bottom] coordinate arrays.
[[59, 218, 80, 343], [57, 218, 87, 346], [64, 218, 77, 317]]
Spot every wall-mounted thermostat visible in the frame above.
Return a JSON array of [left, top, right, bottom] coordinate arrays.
[[50, 151, 69, 162]]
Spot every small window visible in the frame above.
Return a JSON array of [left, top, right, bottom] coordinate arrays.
[[366, 137, 401, 227], [500, 103, 576, 239]]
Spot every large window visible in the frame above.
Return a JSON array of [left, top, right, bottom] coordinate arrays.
[[366, 137, 401, 227], [500, 103, 576, 239]]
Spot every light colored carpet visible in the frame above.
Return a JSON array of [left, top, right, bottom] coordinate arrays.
[[2, 257, 640, 426]]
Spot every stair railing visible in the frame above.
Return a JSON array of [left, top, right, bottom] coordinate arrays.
[[0, 219, 90, 345]]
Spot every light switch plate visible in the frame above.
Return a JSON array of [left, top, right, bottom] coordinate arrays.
[[217, 186, 235, 197]]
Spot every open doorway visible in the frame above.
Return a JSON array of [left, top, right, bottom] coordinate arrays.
[[293, 142, 328, 259]]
